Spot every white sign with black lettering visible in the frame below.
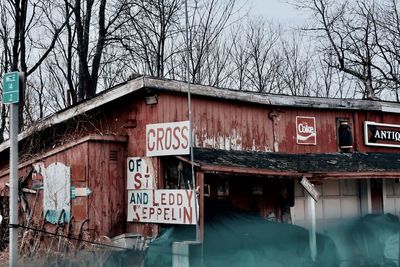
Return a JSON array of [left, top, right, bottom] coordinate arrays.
[[127, 157, 155, 190], [127, 189, 197, 224]]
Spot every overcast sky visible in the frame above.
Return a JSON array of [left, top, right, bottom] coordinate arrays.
[[250, 0, 308, 25]]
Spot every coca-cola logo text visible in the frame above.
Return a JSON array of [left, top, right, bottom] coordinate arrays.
[[296, 116, 316, 145]]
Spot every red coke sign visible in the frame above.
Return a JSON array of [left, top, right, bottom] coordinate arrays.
[[296, 116, 316, 145]]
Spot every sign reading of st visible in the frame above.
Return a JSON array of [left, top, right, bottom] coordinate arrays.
[[146, 121, 190, 157], [127, 157, 155, 190], [296, 116, 316, 145]]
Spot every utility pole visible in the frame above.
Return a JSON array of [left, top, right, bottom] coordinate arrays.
[[2, 71, 20, 267]]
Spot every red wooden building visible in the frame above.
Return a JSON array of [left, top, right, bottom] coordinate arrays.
[[1, 76, 400, 243]]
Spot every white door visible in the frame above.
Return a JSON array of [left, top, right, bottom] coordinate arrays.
[[291, 179, 361, 230], [384, 179, 400, 216]]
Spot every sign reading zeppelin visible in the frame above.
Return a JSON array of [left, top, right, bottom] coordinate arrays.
[[127, 157, 155, 190], [146, 121, 190, 157], [127, 189, 197, 224], [296, 116, 316, 145], [364, 121, 400, 148]]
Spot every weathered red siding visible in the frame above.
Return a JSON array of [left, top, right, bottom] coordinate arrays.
[[120, 92, 399, 155]]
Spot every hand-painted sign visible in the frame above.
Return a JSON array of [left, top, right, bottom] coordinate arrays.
[[71, 186, 92, 199], [127, 157, 155, 189], [364, 121, 400, 148], [44, 162, 71, 223], [296, 116, 316, 145], [300, 177, 319, 202], [146, 121, 190, 157], [127, 189, 197, 224]]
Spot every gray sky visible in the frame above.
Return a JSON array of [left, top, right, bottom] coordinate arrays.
[[250, 0, 307, 25]]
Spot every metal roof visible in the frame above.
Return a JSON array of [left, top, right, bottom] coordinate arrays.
[[1, 76, 400, 154]]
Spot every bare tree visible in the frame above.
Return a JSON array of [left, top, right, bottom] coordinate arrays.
[[298, 0, 384, 99], [0, 0, 72, 133], [245, 19, 281, 93], [72, 0, 128, 101], [119, 0, 183, 78], [185, 0, 239, 83], [276, 32, 313, 96], [371, 0, 400, 101]]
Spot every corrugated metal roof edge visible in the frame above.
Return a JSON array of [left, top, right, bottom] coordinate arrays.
[[1, 76, 400, 154]]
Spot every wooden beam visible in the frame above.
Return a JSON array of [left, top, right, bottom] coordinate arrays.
[[200, 164, 400, 180], [175, 156, 201, 168], [313, 172, 400, 179], [200, 165, 309, 177], [196, 172, 204, 242]]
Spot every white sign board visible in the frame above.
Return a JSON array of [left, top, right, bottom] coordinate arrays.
[[127, 157, 155, 189], [300, 177, 319, 202], [44, 162, 71, 223], [146, 121, 190, 157], [127, 189, 197, 224]]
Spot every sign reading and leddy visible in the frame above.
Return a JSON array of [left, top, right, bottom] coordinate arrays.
[[127, 189, 197, 224], [2, 72, 20, 104]]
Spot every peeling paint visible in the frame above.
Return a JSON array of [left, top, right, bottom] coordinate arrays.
[[44, 162, 71, 224], [197, 128, 244, 151]]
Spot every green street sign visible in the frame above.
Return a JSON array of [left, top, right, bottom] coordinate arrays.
[[2, 72, 20, 104]]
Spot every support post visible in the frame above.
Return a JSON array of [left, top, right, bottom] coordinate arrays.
[[9, 103, 19, 267], [308, 195, 317, 261], [196, 172, 204, 242]]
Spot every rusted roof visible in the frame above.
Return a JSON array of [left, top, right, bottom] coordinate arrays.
[[178, 148, 400, 179], [1, 76, 400, 154]]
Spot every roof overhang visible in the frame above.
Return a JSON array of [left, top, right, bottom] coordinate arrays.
[[177, 148, 400, 180]]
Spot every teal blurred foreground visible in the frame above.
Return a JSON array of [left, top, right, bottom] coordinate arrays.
[[145, 198, 400, 267]]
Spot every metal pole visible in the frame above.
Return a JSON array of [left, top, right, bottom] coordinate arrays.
[[184, 0, 199, 242], [308, 195, 317, 261], [9, 102, 19, 267]]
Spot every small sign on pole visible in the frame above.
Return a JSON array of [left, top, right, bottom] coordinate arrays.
[[300, 176, 320, 262], [3, 71, 21, 267], [2, 72, 20, 104], [300, 176, 319, 202]]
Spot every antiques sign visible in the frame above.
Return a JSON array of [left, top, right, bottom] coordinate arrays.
[[296, 116, 316, 145], [364, 121, 400, 148], [127, 189, 197, 224], [146, 121, 190, 157]]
